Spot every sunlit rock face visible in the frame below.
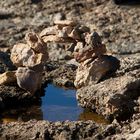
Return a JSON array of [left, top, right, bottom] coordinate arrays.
[[74, 32, 120, 88], [76, 69, 140, 120], [40, 20, 90, 43], [16, 67, 42, 94], [74, 55, 120, 88], [9, 32, 48, 94], [0, 71, 16, 85]]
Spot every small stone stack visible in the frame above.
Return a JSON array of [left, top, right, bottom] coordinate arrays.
[[40, 20, 90, 44], [0, 32, 48, 94], [11, 32, 48, 94], [74, 32, 120, 88]]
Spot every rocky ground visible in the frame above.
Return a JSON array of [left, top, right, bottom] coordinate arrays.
[[0, 0, 140, 139]]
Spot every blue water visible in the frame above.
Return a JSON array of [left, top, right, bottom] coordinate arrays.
[[41, 84, 83, 121], [0, 84, 109, 124]]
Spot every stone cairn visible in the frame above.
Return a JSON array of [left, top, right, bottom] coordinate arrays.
[[74, 32, 120, 88], [0, 32, 48, 94], [0, 20, 120, 93]]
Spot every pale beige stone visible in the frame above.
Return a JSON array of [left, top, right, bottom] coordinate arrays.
[[25, 32, 48, 54], [10, 43, 45, 67], [0, 71, 16, 85], [54, 20, 76, 27], [16, 67, 42, 94], [69, 28, 81, 40], [42, 35, 75, 43], [74, 56, 119, 88], [39, 26, 58, 37]]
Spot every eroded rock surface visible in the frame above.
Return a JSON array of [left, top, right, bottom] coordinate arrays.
[[0, 120, 117, 140], [77, 54, 140, 120], [9, 32, 48, 94], [40, 20, 90, 44], [74, 32, 120, 88], [16, 67, 42, 94], [0, 71, 16, 85], [74, 55, 120, 88]]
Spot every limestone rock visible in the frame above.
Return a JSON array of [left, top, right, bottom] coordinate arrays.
[[0, 71, 16, 85], [76, 69, 140, 120], [74, 55, 120, 88], [69, 28, 81, 40], [10, 43, 45, 67], [39, 26, 58, 37], [74, 42, 84, 52], [54, 20, 76, 27], [16, 67, 42, 94], [42, 35, 75, 43], [42, 35, 62, 43], [25, 32, 48, 54], [74, 32, 107, 63]]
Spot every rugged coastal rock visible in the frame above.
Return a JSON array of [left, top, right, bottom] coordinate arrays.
[[40, 20, 90, 43], [77, 54, 140, 120], [74, 32, 120, 88], [0, 120, 117, 140], [0, 32, 48, 94], [0, 71, 16, 85], [0, 0, 140, 139]]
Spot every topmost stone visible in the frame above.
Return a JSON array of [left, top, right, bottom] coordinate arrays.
[[54, 20, 77, 27]]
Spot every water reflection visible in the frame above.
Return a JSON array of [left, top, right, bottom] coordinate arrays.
[[0, 84, 109, 124], [0, 105, 43, 123], [79, 109, 109, 124], [41, 84, 83, 121]]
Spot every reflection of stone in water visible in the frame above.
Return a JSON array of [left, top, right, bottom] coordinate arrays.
[[1, 117, 17, 124], [78, 109, 110, 124], [0, 105, 43, 123]]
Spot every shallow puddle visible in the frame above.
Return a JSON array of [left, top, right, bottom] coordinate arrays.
[[0, 84, 109, 124]]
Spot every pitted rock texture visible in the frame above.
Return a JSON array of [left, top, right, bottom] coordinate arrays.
[[16, 67, 42, 94], [74, 31, 120, 88], [0, 120, 117, 140], [77, 54, 140, 120], [11, 43, 41, 67], [0, 84, 40, 110], [74, 55, 120, 88], [40, 20, 90, 44], [0, 71, 16, 85], [9, 32, 49, 94]]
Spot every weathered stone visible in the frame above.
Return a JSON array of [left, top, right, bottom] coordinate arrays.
[[74, 55, 120, 88], [74, 32, 107, 63], [25, 32, 48, 55], [69, 27, 81, 40], [42, 35, 75, 43], [62, 26, 73, 35], [76, 69, 140, 120], [42, 35, 62, 43], [74, 42, 84, 52], [0, 71, 16, 85], [78, 25, 90, 33], [85, 32, 102, 47], [10, 43, 45, 67], [54, 20, 76, 27], [40, 26, 58, 37], [0, 119, 115, 140], [16, 67, 42, 94]]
